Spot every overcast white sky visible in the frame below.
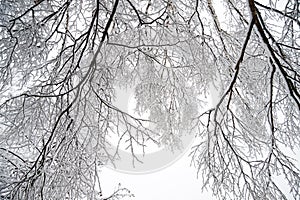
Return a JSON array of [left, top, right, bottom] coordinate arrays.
[[103, 84, 214, 199], [100, 151, 213, 200], [100, 140, 299, 200], [103, 72, 216, 199]]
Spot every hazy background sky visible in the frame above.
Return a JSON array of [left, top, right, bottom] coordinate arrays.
[[100, 141, 299, 200], [100, 150, 214, 200], [104, 79, 215, 199]]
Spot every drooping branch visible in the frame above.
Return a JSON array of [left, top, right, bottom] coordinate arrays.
[[213, 17, 255, 112], [248, 0, 300, 110]]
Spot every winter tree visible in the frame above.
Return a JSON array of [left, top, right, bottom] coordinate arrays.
[[0, 0, 299, 199]]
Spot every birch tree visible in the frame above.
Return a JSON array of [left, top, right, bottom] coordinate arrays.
[[0, 0, 299, 199]]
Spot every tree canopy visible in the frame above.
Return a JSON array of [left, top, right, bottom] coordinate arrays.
[[0, 0, 299, 199]]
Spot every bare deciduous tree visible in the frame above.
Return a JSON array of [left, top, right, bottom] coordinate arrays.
[[0, 0, 299, 199]]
